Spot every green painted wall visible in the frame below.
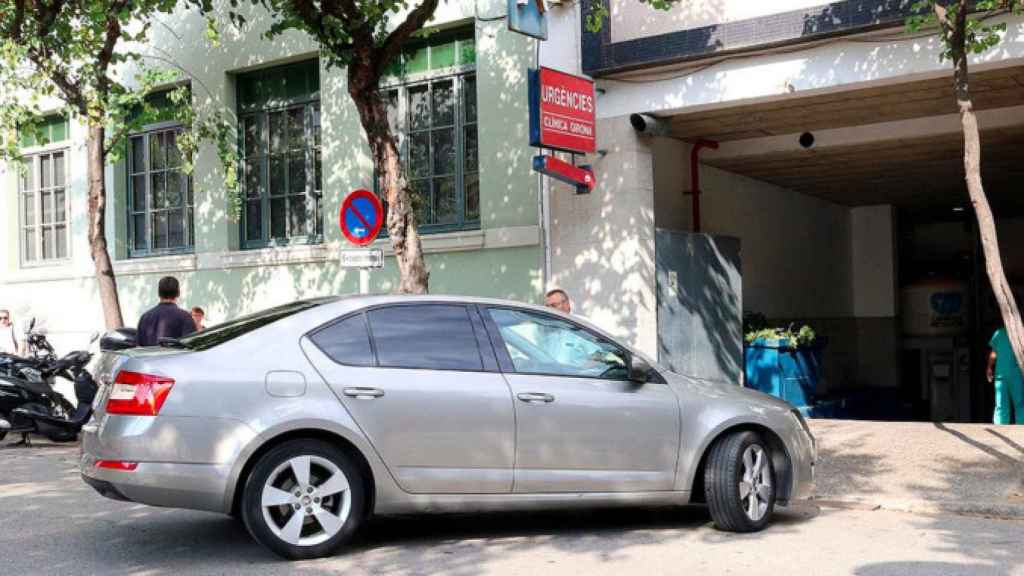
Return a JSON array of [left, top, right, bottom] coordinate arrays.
[[0, 2, 543, 346]]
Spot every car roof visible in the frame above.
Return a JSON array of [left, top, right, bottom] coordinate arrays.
[[310, 294, 629, 350]]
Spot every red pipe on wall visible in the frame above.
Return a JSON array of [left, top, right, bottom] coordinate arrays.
[[690, 139, 719, 233]]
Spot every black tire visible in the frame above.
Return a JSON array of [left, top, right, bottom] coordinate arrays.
[[241, 439, 366, 560], [704, 430, 776, 532], [0, 430, 6, 442]]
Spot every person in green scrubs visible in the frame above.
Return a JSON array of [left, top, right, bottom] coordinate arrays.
[[987, 326, 1024, 424]]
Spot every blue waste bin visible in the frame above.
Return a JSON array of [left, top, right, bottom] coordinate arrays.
[[744, 338, 825, 410]]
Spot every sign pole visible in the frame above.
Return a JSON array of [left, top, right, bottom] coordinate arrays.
[[339, 189, 386, 290], [359, 268, 370, 295]]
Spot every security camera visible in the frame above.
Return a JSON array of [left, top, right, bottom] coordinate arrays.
[[630, 113, 672, 137]]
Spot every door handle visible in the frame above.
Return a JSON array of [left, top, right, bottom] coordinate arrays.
[[517, 392, 555, 403], [343, 387, 384, 399]]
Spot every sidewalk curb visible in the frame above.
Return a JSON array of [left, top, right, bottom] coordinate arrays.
[[799, 498, 1024, 521]]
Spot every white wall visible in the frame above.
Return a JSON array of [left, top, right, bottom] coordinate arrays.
[[651, 141, 855, 320], [595, 14, 1024, 120], [702, 164, 853, 319], [549, 116, 658, 357], [611, 0, 827, 44], [851, 205, 897, 317]]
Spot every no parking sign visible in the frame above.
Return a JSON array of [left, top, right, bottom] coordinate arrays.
[[339, 189, 384, 246]]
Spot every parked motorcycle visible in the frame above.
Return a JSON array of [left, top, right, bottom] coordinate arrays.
[[0, 318, 57, 379], [0, 341, 97, 445]]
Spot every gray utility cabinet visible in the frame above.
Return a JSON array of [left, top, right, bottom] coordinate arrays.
[[655, 229, 743, 385]]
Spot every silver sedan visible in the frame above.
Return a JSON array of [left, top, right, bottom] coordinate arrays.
[[81, 295, 815, 560]]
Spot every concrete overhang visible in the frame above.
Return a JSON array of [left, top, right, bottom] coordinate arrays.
[[677, 66, 1024, 212]]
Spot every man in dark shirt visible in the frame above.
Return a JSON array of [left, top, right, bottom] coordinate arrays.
[[137, 276, 197, 347]]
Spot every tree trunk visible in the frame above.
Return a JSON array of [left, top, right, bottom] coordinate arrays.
[[950, 45, 1024, 374], [347, 64, 429, 294], [86, 123, 124, 328]]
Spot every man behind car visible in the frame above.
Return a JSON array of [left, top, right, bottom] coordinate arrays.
[[137, 276, 196, 347]]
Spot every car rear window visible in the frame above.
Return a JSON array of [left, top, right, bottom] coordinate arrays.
[[309, 313, 375, 366], [175, 297, 338, 351], [367, 304, 483, 371]]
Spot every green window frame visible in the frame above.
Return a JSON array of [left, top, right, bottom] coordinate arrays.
[[19, 150, 70, 265], [378, 29, 478, 233], [18, 115, 69, 149], [127, 123, 194, 257], [237, 60, 323, 249]]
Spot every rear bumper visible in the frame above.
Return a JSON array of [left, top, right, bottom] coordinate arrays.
[[81, 474, 132, 502], [80, 452, 234, 512], [79, 413, 255, 513]]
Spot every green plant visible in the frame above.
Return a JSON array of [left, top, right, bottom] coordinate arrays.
[[745, 324, 817, 347]]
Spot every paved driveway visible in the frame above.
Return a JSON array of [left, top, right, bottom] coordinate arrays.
[[2, 441, 1023, 576]]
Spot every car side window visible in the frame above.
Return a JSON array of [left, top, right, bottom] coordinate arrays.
[[368, 305, 484, 371], [487, 308, 630, 379], [310, 313, 375, 366]]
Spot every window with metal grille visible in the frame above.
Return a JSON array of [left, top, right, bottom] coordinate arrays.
[[127, 126, 194, 256], [19, 150, 69, 264], [237, 59, 323, 248], [377, 28, 479, 233]]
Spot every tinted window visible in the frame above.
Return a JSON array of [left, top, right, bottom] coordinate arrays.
[[175, 297, 338, 351], [368, 305, 483, 371], [311, 314, 374, 366], [487, 308, 629, 379]]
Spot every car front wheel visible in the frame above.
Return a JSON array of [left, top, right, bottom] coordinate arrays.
[[241, 439, 365, 560], [704, 430, 776, 532]]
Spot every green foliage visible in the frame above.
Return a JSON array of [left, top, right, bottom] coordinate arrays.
[[907, 1, 1023, 61], [745, 324, 818, 348], [228, 0, 425, 70], [0, 0, 238, 212], [584, 0, 679, 33]]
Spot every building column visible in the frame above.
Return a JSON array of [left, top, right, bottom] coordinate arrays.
[[850, 204, 900, 388], [548, 115, 658, 357]]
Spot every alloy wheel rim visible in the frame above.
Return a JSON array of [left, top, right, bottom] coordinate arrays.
[[738, 444, 772, 522], [261, 455, 352, 547]]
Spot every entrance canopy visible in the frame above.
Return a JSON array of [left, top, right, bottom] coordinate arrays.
[[679, 65, 1024, 212]]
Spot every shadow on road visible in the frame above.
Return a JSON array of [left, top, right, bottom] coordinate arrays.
[[855, 561, 1008, 576], [1, 489, 820, 575], [0, 442, 820, 575]]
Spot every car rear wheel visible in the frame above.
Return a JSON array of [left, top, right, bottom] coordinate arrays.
[[704, 430, 776, 532], [241, 439, 365, 560]]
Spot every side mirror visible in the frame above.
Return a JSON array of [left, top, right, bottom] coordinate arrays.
[[629, 356, 653, 384], [100, 328, 138, 351]]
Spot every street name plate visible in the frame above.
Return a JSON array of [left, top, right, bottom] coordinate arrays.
[[339, 248, 384, 269]]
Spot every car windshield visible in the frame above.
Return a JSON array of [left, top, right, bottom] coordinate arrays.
[[174, 297, 339, 351]]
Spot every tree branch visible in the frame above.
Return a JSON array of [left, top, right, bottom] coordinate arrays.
[[8, 0, 27, 39], [36, 0, 69, 37], [336, 0, 375, 51], [26, 46, 88, 114], [289, 0, 325, 33], [374, 0, 441, 79], [103, 121, 132, 157], [95, 3, 131, 100]]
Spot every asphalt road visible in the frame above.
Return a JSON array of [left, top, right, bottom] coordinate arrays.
[[2, 441, 1023, 576]]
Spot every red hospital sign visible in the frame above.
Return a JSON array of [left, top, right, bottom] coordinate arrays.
[[529, 67, 596, 154]]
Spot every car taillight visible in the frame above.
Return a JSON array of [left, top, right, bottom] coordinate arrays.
[[106, 371, 174, 416], [95, 460, 138, 471]]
